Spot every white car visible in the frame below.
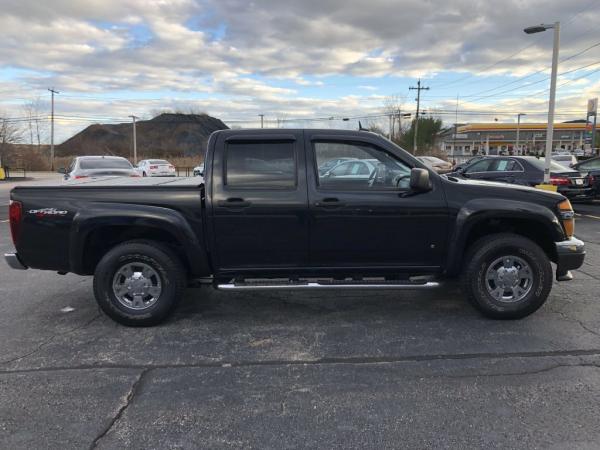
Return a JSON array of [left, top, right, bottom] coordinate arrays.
[[193, 163, 204, 177], [136, 159, 176, 177], [551, 154, 577, 168]]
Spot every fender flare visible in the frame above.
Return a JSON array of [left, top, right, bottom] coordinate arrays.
[[68, 203, 210, 276], [445, 198, 564, 276]]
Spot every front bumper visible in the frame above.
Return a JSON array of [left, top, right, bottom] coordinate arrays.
[[4, 253, 27, 270], [555, 237, 585, 280]]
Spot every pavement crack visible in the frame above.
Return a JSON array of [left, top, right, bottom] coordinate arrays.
[[2, 349, 600, 375], [441, 362, 600, 380], [0, 313, 102, 366], [547, 306, 600, 338], [90, 368, 148, 450]]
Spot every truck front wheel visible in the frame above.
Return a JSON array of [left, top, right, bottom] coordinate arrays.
[[462, 233, 553, 319], [93, 241, 186, 326]]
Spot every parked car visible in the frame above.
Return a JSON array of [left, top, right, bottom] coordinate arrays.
[[136, 159, 176, 177], [449, 156, 594, 201], [552, 154, 577, 168], [452, 155, 487, 172], [6, 129, 584, 326], [572, 156, 600, 197], [318, 157, 357, 176], [417, 156, 453, 173], [322, 159, 377, 180], [193, 163, 204, 177], [59, 156, 140, 181]]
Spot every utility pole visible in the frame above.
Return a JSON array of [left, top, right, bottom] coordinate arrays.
[[409, 79, 429, 154], [129, 115, 139, 164], [48, 88, 59, 171], [259, 114, 264, 128]]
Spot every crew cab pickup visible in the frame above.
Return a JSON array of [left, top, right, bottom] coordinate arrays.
[[5, 129, 585, 326]]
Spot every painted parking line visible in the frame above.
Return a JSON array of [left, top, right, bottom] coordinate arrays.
[[575, 213, 600, 220], [0, 220, 8, 223]]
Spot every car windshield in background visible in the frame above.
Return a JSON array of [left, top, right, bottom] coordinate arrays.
[[149, 160, 169, 164], [523, 157, 573, 172], [80, 159, 133, 170]]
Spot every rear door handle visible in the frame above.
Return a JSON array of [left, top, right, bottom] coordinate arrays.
[[315, 198, 346, 208], [217, 198, 251, 208]]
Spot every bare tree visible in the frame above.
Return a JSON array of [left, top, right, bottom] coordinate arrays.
[[22, 97, 46, 148], [276, 113, 288, 128], [0, 115, 24, 166], [383, 94, 407, 141]]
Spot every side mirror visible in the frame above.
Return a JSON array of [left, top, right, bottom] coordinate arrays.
[[409, 168, 431, 192], [57, 167, 66, 174]]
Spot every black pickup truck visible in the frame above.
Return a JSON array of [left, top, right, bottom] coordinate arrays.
[[5, 129, 585, 326]]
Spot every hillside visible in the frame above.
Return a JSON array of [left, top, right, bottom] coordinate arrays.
[[56, 113, 228, 158]]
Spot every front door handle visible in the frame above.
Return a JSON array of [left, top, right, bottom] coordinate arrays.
[[218, 198, 251, 208], [315, 198, 346, 208]]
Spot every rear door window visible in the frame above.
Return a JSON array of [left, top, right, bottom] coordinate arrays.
[[225, 140, 296, 188]]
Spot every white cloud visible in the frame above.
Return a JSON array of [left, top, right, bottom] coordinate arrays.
[[0, 0, 599, 142]]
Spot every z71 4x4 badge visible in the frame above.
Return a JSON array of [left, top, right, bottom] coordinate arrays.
[[28, 208, 68, 217]]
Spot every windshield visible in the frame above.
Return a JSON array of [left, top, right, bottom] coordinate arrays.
[[149, 160, 169, 164], [79, 158, 133, 170], [524, 157, 573, 172]]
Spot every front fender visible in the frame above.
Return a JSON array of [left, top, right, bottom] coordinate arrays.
[[69, 203, 210, 276], [445, 198, 565, 276]]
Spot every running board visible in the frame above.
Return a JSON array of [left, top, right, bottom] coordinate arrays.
[[217, 279, 440, 291]]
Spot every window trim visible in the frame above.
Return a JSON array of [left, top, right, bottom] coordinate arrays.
[[312, 140, 413, 193], [464, 158, 525, 174], [223, 139, 298, 190]]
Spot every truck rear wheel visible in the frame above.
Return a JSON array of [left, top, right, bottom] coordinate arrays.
[[462, 233, 552, 319], [93, 241, 186, 326]]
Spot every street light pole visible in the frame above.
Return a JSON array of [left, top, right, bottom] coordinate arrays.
[[516, 113, 526, 155], [48, 88, 59, 171], [129, 115, 138, 164], [524, 22, 560, 183]]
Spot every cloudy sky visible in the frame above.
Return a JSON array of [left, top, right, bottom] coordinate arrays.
[[1, 0, 599, 143]]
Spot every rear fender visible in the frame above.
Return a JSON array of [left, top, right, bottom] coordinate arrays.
[[69, 203, 210, 276]]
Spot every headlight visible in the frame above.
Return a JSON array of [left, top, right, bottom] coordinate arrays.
[[558, 199, 574, 238]]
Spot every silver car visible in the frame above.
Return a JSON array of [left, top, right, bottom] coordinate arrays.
[[60, 156, 140, 181], [552, 154, 577, 168]]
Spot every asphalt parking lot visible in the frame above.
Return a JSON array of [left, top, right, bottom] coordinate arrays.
[[1, 177, 600, 448]]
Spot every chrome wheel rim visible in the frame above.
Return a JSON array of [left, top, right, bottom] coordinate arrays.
[[484, 255, 533, 303], [112, 262, 162, 310]]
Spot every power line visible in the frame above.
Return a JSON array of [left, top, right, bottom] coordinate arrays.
[[455, 40, 600, 99], [461, 59, 600, 102], [429, 0, 599, 91]]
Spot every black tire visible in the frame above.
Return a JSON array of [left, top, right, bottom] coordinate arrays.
[[461, 233, 553, 320], [93, 241, 186, 326]]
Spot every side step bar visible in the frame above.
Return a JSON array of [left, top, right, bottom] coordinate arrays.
[[217, 280, 440, 291]]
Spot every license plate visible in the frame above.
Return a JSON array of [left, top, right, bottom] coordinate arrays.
[[575, 179, 584, 185]]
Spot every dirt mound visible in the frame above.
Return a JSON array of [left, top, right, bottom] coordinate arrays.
[[57, 113, 228, 158]]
